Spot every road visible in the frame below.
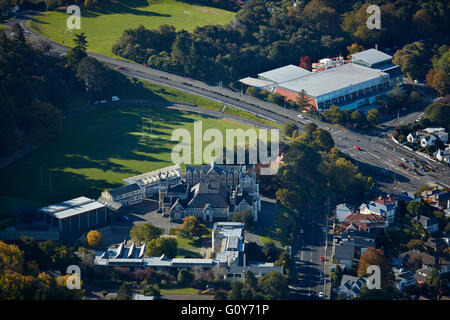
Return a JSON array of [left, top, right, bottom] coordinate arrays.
[[289, 201, 331, 300], [4, 12, 450, 300], [9, 11, 449, 194]]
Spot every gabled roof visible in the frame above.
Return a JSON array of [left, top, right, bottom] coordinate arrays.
[[414, 215, 438, 228], [107, 183, 141, 197]]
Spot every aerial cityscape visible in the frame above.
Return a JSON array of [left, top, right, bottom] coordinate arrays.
[[0, 0, 449, 308]]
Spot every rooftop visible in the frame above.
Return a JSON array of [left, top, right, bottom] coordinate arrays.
[[238, 77, 274, 89], [351, 49, 393, 66], [123, 164, 182, 186], [107, 183, 141, 197], [258, 64, 311, 83], [38, 197, 105, 220], [278, 63, 388, 97]]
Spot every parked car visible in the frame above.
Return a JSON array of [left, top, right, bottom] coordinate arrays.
[[112, 96, 120, 102], [100, 100, 107, 103], [298, 114, 305, 119], [300, 229, 304, 234], [116, 66, 125, 70], [319, 292, 324, 299]]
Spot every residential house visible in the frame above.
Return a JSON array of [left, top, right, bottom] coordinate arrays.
[[336, 203, 354, 222], [394, 270, 417, 291], [343, 213, 387, 232], [434, 131, 448, 143], [333, 240, 355, 269], [338, 275, 366, 299], [421, 188, 450, 210], [394, 192, 421, 204], [407, 132, 419, 143], [423, 127, 447, 142], [101, 183, 142, 207], [359, 196, 397, 225], [420, 134, 437, 147], [435, 148, 450, 163], [413, 215, 439, 233], [423, 127, 446, 134]]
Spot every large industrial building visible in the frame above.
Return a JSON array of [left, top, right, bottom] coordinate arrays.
[[239, 48, 403, 111], [37, 196, 110, 237]]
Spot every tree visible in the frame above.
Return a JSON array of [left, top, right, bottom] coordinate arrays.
[[367, 109, 380, 127], [322, 105, 341, 124], [357, 247, 392, 287], [393, 42, 428, 80], [228, 281, 243, 300], [76, 57, 112, 98], [244, 270, 258, 290], [282, 122, 298, 137], [231, 209, 254, 229], [423, 102, 450, 130], [275, 188, 298, 211], [407, 239, 424, 251], [263, 241, 280, 262], [179, 216, 208, 240], [0, 241, 24, 274], [299, 56, 312, 71], [73, 32, 88, 52], [129, 223, 162, 243], [145, 237, 178, 258], [86, 230, 102, 248], [296, 89, 313, 111], [312, 128, 334, 152], [177, 269, 194, 287], [406, 201, 427, 217], [351, 110, 367, 128], [426, 69, 450, 96], [117, 283, 132, 300], [257, 271, 289, 299]]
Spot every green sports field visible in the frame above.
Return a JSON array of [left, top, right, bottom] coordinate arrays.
[[28, 0, 235, 56], [0, 103, 258, 213]]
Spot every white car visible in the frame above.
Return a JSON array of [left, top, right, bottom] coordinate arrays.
[[319, 292, 324, 299], [112, 96, 120, 102], [300, 229, 304, 234], [100, 100, 107, 103], [298, 114, 305, 119]]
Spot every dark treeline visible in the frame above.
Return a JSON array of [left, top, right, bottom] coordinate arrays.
[[0, 25, 73, 156], [0, 26, 129, 156], [112, 0, 450, 83]]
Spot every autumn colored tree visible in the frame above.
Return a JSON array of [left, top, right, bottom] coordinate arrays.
[[0, 241, 24, 274], [357, 247, 393, 287], [86, 230, 102, 248], [299, 56, 312, 71], [426, 69, 450, 96]]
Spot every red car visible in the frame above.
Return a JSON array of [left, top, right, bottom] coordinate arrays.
[[320, 256, 325, 262], [354, 145, 360, 150], [116, 66, 125, 70]]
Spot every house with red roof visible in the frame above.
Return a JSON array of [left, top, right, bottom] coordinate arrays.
[[342, 213, 387, 232]]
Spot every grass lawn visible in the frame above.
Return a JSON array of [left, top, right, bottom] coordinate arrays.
[[223, 106, 282, 130], [27, 0, 235, 56], [160, 287, 199, 295], [0, 104, 257, 213]]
